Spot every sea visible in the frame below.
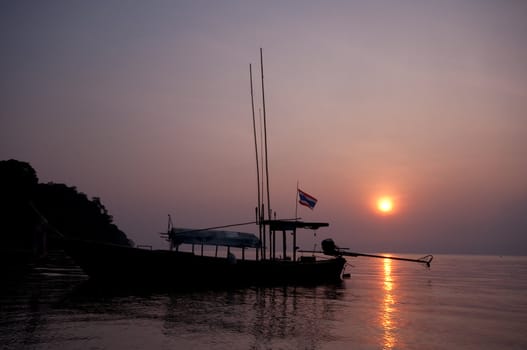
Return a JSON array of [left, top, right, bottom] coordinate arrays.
[[1, 254, 526, 350]]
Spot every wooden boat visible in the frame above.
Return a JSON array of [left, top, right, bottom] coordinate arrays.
[[61, 219, 433, 287], [62, 220, 347, 287]]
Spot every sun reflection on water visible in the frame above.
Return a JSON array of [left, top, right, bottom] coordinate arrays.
[[382, 258, 396, 350]]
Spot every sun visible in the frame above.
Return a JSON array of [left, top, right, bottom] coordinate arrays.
[[377, 197, 394, 214]]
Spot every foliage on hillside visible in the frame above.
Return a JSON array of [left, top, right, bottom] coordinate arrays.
[[0, 159, 131, 251]]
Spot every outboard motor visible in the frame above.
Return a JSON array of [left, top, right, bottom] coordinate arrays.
[[321, 238, 339, 256]]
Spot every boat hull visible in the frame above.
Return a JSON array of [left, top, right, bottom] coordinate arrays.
[[62, 239, 346, 287]]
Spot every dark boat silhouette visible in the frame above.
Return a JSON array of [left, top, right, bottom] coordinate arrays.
[[62, 220, 347, 287]]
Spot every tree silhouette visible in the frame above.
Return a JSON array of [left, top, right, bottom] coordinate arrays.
[[0, 159, 131, 254], [35, 182, 130, 246]]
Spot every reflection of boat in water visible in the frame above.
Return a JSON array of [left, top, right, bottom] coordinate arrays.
[[161, 284, 344, 349]]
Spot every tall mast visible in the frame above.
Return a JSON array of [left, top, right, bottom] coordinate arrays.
[[249, 64, 260, 221], [249, 63, 262, 260], [259, 107, 266, 258], [260, 48, 272, 225]]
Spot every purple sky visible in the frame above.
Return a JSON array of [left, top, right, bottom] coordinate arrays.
[[1, 1, 526, 254]]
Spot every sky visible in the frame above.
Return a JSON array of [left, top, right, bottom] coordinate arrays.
[[1, 0, 526, 255]]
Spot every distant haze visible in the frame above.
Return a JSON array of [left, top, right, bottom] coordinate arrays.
[[1, 1, 526, 254]]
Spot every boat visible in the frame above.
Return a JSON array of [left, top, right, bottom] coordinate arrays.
[[62, 220, 347, 287], [61, 215, 436, 287]]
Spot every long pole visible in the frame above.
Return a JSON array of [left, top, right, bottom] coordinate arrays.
[[342, 252, 433, 267], [249, 64, 260, 220], [249, 63, 261, 260], [298, 248, 433, 267], [260, 48, 271, 226], [259, 108, 264, 203], [259, 108, 265, 258]]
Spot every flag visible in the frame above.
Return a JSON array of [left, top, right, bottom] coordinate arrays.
[[298, 189, 318, 210]]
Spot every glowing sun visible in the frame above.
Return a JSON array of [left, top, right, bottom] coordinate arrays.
[[377, 197, 394, 214]]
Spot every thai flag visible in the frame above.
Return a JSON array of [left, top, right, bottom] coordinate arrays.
[[298, 189, 318, 210]]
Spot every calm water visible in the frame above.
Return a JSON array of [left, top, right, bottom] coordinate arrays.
[[1, 254, 526, 349]]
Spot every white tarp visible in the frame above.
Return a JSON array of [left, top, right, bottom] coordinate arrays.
[[170, 228, 261, 248]]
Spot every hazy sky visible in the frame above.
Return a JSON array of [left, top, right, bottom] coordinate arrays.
[[1, 0, 526, 254]]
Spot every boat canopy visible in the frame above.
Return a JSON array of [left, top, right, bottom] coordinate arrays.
[[170, 228, 261, 248], [262, 220, 329, 231]]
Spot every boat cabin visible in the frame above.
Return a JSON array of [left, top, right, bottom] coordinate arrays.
[[164, 219, 329, 262]]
